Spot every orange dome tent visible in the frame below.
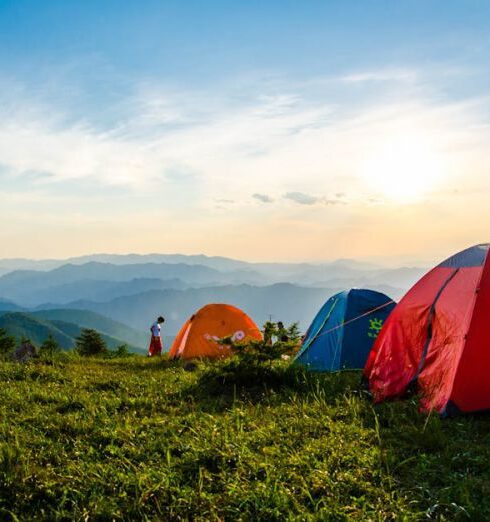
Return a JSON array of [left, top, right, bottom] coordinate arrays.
[[169, 303, 262, 360]]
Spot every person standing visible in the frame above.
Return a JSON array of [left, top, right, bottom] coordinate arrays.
[[148, 316, 165, 357]]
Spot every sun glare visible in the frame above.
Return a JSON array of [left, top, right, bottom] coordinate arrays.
[[360, 134, 445, 203]]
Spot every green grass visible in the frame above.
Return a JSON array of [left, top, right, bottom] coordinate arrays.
[[0, 357, 489, 521]]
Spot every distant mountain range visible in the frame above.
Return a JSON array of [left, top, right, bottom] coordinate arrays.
[[0, 255, 425, 307], [5, 277, 187, 307], [0, 298, 24, 312], [0, 261, 273, 306], [0, 253, 428, 348], [50, 283, 397, 335]]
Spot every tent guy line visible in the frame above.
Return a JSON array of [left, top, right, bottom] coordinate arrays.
[[295, 289, 396, 372], [306, 299, 395, 341]]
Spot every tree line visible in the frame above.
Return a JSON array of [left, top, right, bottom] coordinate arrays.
[[0, 327, 131, 359]]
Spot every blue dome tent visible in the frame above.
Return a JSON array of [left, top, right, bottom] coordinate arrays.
[[295, 289, 396, 372]]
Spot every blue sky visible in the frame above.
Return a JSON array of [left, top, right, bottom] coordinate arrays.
[[0, 1, 489, 262]]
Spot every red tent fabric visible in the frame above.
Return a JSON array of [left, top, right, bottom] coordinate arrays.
[[364, 244, 490, 415]]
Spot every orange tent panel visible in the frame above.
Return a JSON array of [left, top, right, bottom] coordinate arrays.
[[169, 303, 262, 360]]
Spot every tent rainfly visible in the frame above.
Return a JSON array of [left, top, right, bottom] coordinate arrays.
[[295, 289, 395, 372], [365, 244, 490, 415], [169, 303, 262, 360]]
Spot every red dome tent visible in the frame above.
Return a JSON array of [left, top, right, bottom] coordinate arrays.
[[365, 244, 490, 415]]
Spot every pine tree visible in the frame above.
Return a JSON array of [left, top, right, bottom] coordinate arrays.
[[76, 329, 108, 356], [39, 335, 61, 357], [286, 322, 302, 343], [0, 328, 15, 356]]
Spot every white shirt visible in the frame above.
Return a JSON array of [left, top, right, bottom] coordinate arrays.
[[151, 321, 161, 337]]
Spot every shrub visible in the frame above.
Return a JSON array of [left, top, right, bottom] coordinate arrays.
[[38, 335, 62, 357], [192, 321, 304, 395], [222, 320, 302, 366], [108, 344, 133, 358], [75, 329, 108, 356]]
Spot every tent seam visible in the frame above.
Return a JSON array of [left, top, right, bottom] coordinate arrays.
[[442, 249, 490, 414], [409, 268, 460, 387]]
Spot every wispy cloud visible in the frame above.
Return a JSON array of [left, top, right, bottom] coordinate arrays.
[[253, 193, 274, 203], [283, 192, 318, 205], [0, 79, 335, 193], [283, 192, 348, 206], [340, 68, 418, 84], [0, 68, 488, 214], [0, 65, 489, 262]]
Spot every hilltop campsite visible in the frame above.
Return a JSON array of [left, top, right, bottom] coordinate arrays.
[[1, 246, 490, 519], [2, 1, 490, 520]]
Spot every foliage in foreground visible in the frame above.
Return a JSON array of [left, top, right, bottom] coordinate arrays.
[[223, 320, 301, 366], [0, 357, 489, 521]]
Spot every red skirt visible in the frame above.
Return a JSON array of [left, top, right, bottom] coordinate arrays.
[[148, 336, 163, 356]]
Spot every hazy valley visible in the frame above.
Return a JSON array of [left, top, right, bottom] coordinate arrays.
[[0, 253, 425, 351]]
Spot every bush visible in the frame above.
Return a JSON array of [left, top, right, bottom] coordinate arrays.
[[107, 344, 133, 358], [192, 321, 304, 395], [38, 335, 62, 357], [75, 329, 108, 357], [222, 320, 302, 366], [194, 357, 309, 398]]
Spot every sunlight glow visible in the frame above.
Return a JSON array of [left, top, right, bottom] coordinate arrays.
[[360, 134, 445, 202]]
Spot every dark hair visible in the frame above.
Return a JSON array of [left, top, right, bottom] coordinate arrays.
[[157, 316, 165, 323]]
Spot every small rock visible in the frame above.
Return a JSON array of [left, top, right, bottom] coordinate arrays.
[[12, 342, 37, 363]]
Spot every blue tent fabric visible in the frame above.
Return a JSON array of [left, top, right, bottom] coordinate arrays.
[[295, 289, 396, 372]]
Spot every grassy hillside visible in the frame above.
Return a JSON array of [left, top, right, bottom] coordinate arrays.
[[0, 312, 145, 353], [0, 312, 75, 348], [0, 357, 488, 520], [51, 319, 144, 353], [31, 309, 147, 348]]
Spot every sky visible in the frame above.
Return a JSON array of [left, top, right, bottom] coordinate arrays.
[[0, 0, 489, 264]]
